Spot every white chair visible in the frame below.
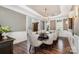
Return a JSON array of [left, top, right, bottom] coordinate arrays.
[[43, 33, 57, 45], [27, 31, 58, 53], [27, 31, 42, 53], [31, 32, 42, 47]]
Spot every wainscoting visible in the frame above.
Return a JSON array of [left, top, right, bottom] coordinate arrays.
[[7, 31, 27, 44]]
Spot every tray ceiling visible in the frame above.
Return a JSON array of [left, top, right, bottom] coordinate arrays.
[[27, 5, 61, 17]]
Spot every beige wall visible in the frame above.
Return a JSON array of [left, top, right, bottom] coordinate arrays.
[[74, 17, 79, 35], [0, 6, 26, 31]]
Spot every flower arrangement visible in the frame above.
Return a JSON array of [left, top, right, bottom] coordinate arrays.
[[0, 25, 11, 40], [0, 25, 11, 33]]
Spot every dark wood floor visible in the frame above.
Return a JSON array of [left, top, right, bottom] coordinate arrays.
[[13, 37, 73, 54], [13, 41, 27, 54]]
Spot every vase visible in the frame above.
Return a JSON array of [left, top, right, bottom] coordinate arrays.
[[2, 32, 7, 39], [0, 33, 3, 41]]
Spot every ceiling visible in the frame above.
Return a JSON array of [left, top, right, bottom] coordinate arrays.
[[27, 5, 61, 17]]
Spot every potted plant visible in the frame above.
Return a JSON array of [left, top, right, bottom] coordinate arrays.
[[0, 25, 11, 40]]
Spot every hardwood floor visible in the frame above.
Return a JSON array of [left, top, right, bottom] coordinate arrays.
[[13, 41, 27, 54], [13, 37, 73, 54]]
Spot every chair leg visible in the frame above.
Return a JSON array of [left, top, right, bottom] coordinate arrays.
[[29, 45, 36, 54], [29, 45, 32, 54]]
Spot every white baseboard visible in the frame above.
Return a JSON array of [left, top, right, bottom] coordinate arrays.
[[13, 39, 27, 44]]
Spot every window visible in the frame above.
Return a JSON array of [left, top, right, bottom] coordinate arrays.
[[56, 20, 63, 31]]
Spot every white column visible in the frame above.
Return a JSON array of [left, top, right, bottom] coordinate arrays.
[[26, 16, 31, 54], [38, 20, 41, 31]]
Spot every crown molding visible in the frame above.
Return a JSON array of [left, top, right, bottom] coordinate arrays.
[[1, 5, 43, 19]]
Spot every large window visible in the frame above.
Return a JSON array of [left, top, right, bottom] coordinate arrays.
[[56, 20, 63, 31]]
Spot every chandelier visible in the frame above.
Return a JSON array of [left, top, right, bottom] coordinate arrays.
[[43, 8, 49, 21]]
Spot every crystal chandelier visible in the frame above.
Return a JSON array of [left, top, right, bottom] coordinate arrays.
[[43, 8, 49, 21]]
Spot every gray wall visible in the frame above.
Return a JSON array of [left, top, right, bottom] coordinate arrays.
[[0, 6, 26, 31]]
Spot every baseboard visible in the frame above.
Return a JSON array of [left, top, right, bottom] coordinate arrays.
[[13, 39, 27, 44]]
